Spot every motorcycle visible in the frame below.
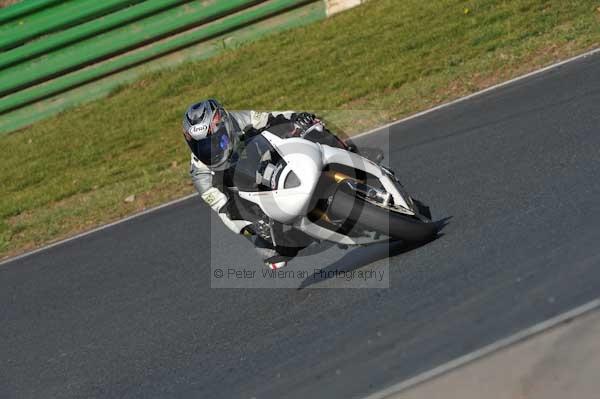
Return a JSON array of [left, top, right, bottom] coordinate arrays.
[[227, 121, 438, 254]]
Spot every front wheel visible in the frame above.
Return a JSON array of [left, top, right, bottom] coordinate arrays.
[[328, 184, 438, 243]]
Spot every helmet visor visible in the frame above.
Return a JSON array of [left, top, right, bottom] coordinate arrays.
[[186, 111, 233, 167]]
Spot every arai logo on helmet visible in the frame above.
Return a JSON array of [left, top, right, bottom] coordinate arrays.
[[189, 123, 209, 139]]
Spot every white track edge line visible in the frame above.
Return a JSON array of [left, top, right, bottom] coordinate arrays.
[[3, 47, 599, 266], [352, 47, 600, 139], [0, 193, 198, 266], [363, 298, 600, 399]]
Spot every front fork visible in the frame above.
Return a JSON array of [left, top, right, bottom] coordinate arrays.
[[307, 170, 391, 224], [322, 169, 417, 216]]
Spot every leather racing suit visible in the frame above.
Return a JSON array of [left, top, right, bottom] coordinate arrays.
[[190, 110, 311, 264]]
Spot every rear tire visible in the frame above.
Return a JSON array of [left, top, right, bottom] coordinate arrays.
[[328, 184, 438, 243]]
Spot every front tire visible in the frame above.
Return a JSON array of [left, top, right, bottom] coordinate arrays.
[[328, 184, 438, 243]]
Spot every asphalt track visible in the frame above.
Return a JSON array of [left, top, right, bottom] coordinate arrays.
[[2, 52, 600, 398]]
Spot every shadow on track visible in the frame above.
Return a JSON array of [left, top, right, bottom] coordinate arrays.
[[297, 217, 450, 289]]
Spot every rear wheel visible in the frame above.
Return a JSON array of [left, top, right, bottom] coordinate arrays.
[[328, 184, 438, 243]]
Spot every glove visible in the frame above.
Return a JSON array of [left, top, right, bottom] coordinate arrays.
[[242, 125, 260, 139], [294, 112, 319, 131]]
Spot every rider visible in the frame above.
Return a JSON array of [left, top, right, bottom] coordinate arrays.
[[182, 99, 381, 269]]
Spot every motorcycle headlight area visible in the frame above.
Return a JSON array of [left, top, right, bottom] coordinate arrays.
[[380, 167, 416, 212]]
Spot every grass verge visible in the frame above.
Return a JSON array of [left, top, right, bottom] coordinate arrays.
[[1, 0, 600, 259]]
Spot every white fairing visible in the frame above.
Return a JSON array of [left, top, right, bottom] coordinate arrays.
[[237, 129, 414, 243], [237, 132, 324, 224]]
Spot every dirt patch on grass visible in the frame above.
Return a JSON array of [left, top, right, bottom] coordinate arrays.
[[0, 0, 21, 8]]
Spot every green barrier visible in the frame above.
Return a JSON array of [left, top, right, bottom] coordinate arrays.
[[0, 1, 326, 134], [0, 0, 192, 70], [0, 0, 263, 96], [0, 0, 63, 25], [0, 0, 313, 115], [0, 0, 147, 51]]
